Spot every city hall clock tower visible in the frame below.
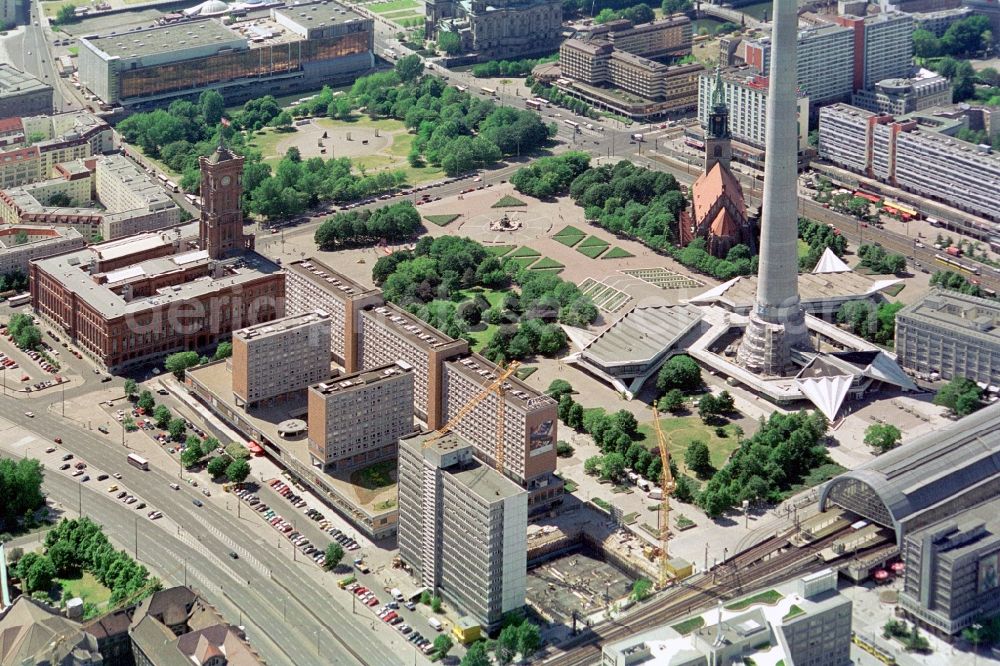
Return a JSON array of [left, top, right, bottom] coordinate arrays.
[[199, 143, 250, 259]]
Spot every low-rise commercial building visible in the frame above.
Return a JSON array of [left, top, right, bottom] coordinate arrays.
[[442, 353, 561, 513], [0, 64, 53, 119], [425, 0, 562, 60], [586, 14, 692, 60], [285, 257, 383, 372], [899, 496, 1000, 635], [697, 67, 810, 150], [602, 569, 853, 666], [851, 69, 952, 116], [818, 103, 1000, 221], [232, 310, 332, 408], [0, 224, 85, 276], [359, 303, 468, 429], [79, 4, 373, 108], [0, 154, 181, 240], [307, 361, 414, 469], [894, 288, 1000, 385], [0, 111, 113, 189], [397, 431, 527, 632], [910, 6, 973, 35]]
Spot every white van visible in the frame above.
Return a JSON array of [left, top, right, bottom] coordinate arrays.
[[391, 588, 404, 602], [428, 617, 442, 631]]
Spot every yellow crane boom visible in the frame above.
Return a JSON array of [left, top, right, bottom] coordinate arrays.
[[651, 401, 674, 588], [423, 360, 520, 473]]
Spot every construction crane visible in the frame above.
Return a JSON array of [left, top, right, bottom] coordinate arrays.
[[651, 400, 675, 588], [423, 360, 520, 473]]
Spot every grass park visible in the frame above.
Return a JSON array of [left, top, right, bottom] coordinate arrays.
[[53, 571, 112, 619], [424, 214, 460, 227], [636, 415, 744, 475]]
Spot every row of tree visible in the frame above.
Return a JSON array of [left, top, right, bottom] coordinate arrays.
[[510, 152, 592, 199], [528, 78, 599, 119], [594, 2, 654, 24], [836, 300, 903, 346], [670, 239, 757, 281], [471, 54, 558, 78], [460, 613, 541, 666], [314, 201, 422, 250], [7, 313, 41, 352], [798, 217, 848, 271], [857, 243, 907, 275], [912, 16, 993, 59], [0, 458, 44, 531], [930, 269, 989, 298]]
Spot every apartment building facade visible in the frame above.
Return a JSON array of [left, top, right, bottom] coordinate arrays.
[[284, 257, 383, 372], [894, 289, 1000, 386], [818, 103, 1000, 221], [307, 361, 414, 469], [0, 111, 113, 189], [397, 432, 527, 632], [442, 353, 561, 513], [697, 67, 810, 150], [358, 303, 468, 429], [743, 23, 855, 106], [595, 14, 692, 60], [232, 310, 332, 407], [0, 225, 85, 276], [834, 12, 914, 90]]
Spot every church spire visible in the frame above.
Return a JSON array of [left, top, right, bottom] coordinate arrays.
[[705, 66, 732, 173]]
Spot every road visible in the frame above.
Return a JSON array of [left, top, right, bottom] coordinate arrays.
[[8, 3, 69, 111], [0, 391, 413, 666]]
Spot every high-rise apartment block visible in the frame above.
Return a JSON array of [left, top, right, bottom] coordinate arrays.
[[743, 23, 855, 106], [443, 353, 560, 512], [894, 289, 1000, 386], [397, 432, 527, 632], [358, 303, 468, 429], [285, 257, 383, 372], [697, 68, 809, 151], [834, 12, 914, 90], [0, 64, 53, 119], [232, 311, 332, 408], [899, 497, 1000, 634], [818, 103, 1000, 221], [307, 361, 414, 469]]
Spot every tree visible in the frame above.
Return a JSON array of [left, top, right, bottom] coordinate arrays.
[[226, 458, 250, 483], [8, 313, 41, 350], [547, 379, 573, 400], [181, 444, 202, 469], [656, 355, 701, 393], [420, 590, 432, 605], [324, 542, 344, 570], [601, 452, 627, 482], [198, 90, 225, 125], [584, 455, 602, 475], [934, 376, 983, 416], [165, 351, 200, 379], [154, 405, 172, 429], [630, 578, 653, 602], [673, 474, 697, 503], [661, 389, 685, 413], [912, 28, 941, 58], [438, 31, 462, 55], [122, 416, 138, 432], [697, 394, 719, 422], [213, 342, 232, 360], [123, 379, 138, 399], [684, 440, 713, 478], [432, 634, 454, 659], [496, 625, 519, 665], [516, 622, 541, 658], [556, 441, 574, 457], [271, 110, 293, 129], [567, 402, 584, 430], [430, 595, 443, 613], [224, 442, 250, 460], [395, 54, 425, 82], [55, 3, 78, 24], [21, 554, 56, 593], [461, 641, 492, 666], [168, 418, 187, 442], [864, 423, 902, 454], [206, 456, 229, 478], [136, 390, 155, 413]]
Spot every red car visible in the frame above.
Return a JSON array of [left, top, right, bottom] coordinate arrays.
[[383, 612, 398, 623], [365, 598, 378, 607]]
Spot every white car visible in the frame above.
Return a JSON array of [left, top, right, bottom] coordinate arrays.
[[24, 411, 34, 418]]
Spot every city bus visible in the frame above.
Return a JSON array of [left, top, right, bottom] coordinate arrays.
[[564, 119, 580, 132], [165, 180, 179, 193], [127, 453, 149, 470], [684, 136, 705, 150], [7, 293, 30, 307], [157, 174, 169, 185], [481, 87, 496, 96], [526, 99, 543, 111], [455, 85, 468, 93]]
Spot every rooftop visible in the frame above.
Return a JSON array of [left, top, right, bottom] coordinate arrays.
[[0, 225, 83, 249], [898, 288, 1000, 342], [908, 494, 1000, 561], [234, 310, 330, 341], [687, 271, 900, 310], [364, 303, 466, 352], [0, 63, 51, 99], [84, 19, 244, 59], [406, 431, 525, 502], [273, 2, 366, 30], [447, 352, 555, 410], [310, 361, 412, 395], [286, 257, 379, 301], [581, 304, 703, 366]]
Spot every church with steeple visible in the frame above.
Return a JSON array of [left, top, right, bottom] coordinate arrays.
[[679, 69, 757, 258]]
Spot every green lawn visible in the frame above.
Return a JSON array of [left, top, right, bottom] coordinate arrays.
[[457, 287, 506, 308], [637, 415, 742, 474], [553, 224, 587, 238], [725, 589, 783, 611], [783, 605, 805, 621], [602, 246, 635, 260], [883, 283, 905, 297], [577, 244, 609, 259], [578, 235, 610, 248], [67, 46, 79, 56], [350, 460, 396, 490], [55, 572, 111, 618], [492, 195, 527, 208], [486, 245, 516, 257], [506, 256, 539, 269], [797, 239, 810, 259], [368, 0, 419, 13], [530, 257, 565, 270], [509, 246, 541, 258], [553, 233, 585, 248], [424, 214, 460, 227], [466, 324, 498, 352], [515, 366, 536, 379], [671, 616, 705, 635]]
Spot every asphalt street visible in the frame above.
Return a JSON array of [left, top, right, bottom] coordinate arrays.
[[8, 6, 67, 110]]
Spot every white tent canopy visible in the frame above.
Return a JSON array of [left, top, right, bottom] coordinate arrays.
[[796, 375, 854, 421], [812, 247, 852, 274]]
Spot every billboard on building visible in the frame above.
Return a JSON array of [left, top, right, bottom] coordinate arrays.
[[979, 552, 999, 595]]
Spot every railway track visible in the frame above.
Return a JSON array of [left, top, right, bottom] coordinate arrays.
[[542, 527, 886, 666]]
